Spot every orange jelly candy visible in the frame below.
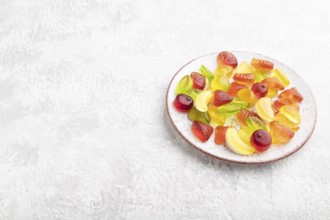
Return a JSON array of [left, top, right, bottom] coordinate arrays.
[[227, 82, 248, 96], [236, 109, 259, 125], [271, 103, 279, 115], [251, 58, 274, 72], [274, 97, 295, 108], [269, 121, 294, 144], [279, 87, 303, 103], [233, 73, 255, 86], [214, 126, 228, 145], [262, 77, 284, 90]]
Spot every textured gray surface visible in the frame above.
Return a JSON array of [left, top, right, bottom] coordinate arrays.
[[0, 0, 329, 219]]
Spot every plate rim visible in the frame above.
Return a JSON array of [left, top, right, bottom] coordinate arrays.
[[166, 51, 317, 164]]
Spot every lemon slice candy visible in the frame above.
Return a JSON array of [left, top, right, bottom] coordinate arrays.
[[255, 97, 274, 122], [195, 90, 213, 112], [226, 127, 255, 155]]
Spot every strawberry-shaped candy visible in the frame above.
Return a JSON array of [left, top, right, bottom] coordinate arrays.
[[212, 90, 233, 107], [191, 72, 206, 90], [191, 121, 214, 142]]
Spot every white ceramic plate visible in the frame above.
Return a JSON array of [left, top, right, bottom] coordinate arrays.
[[166, 51, 317, 164]]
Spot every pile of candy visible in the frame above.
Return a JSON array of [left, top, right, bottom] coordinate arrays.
[[173, 51, 303, 155]]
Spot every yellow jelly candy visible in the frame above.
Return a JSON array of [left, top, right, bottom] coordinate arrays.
[[215, 65, 233, 78], [195, 90, 213, 112], [272, 69, 290, 87], [274, 113, 300, 132], [238, 126, 253, 145], [235, 61, 253, 74], [266, 88, 278, 98], [211, 76, 230, 91], [208, 105, 227, 125], [226, 127, 255, 155], [237, 88, 258, 104], [255, 97, 274, 122], [280, 103, 301, 123]]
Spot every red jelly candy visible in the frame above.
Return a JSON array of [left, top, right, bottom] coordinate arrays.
[[217, 51, 238, 69], [212, 90, 233, 107], [191, 121, 214, 142], [173, 94, 193, 112], [191, 72, 206, 90]]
